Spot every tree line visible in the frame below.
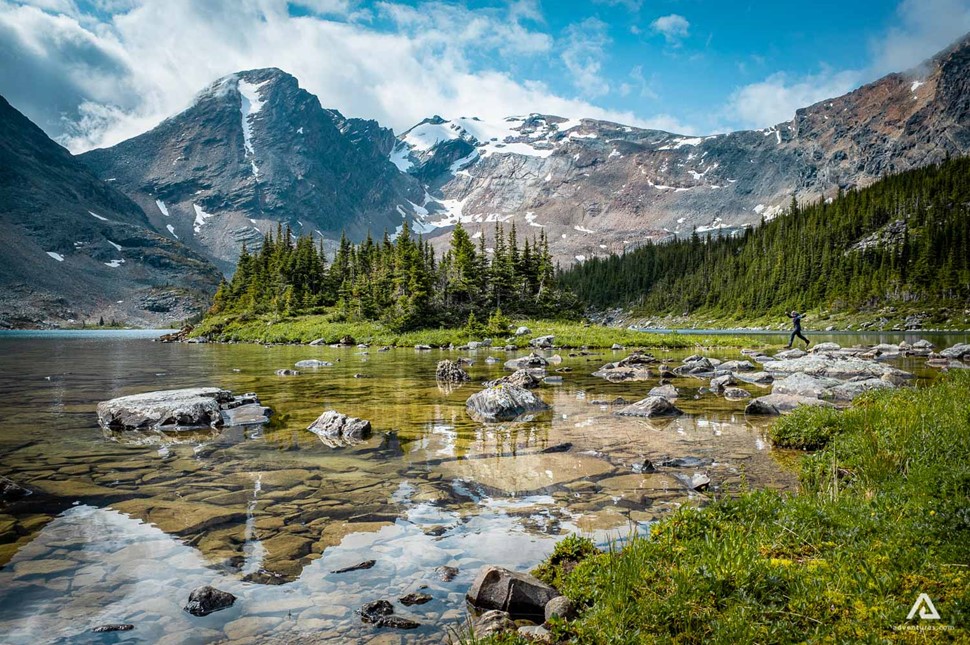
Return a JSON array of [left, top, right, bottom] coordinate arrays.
[[208, 221, 576, 331], [559, 157, 970, 318]]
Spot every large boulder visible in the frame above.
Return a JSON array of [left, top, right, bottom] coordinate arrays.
[[436, 360, 471, 383], [616, 396, 683, 418], [466, 566, 559, 620], [529, 335, 555, 349], [827, 378, 895, 401], [745, 394, 835, 415], [466, 385, 549, 422], [514, 326, 532, 337], [307, 410, 372, 444], [771, 372, 841, 399], [940, 343, 970, 359], [761, 354, 910, 381], [184, 585, 236, 617], [97, 388, 233, 431]]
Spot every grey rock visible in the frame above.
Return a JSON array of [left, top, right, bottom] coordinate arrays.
[[771, 372, 841, 399], [307, 410, 372, 444], [827, 378, 894, 401], [515, 326, 532, 336], [331, 560, 376, 574], [718, 360, 756, 372], [722, 387, 751, 400], [710, 374, 736, 393], [414, 344, 432, 351], [466, 565, 560, 620], [466, 385, 550, 422], [275, 369, 300, 376], [0, 475, 29, 502], [435, 565, 459, 582], [544, 595, 575, 622], [356, 599, 393, 624], [774, 348, 806, 360], [591, 365, 651, 382], [184, 585, 236, 617], [940, 343, 970, 359], [485, 369, 543, 389], [648, 384, 679, 400], [399, 592, 432, 606], [436, 360, 470, 383], [529, 335, 555, 349], [616, 396, 683, 418], [472, 610, 515, 637], [294, 359, 332, 368], [91, 625, 134, 633], [810, 342, 842, 353], [97, 387, 231, 431], [505, 353, 549, 370], [658, 457, 713, 468], [519, 624, 553, 641], [745, 394, 835, 415], [220, 402, 272, 426]]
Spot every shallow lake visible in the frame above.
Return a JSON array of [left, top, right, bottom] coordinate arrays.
[[0, 329, 964, 643]]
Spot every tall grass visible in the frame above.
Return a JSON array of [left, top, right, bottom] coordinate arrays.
[[514, 372, 970, 643]]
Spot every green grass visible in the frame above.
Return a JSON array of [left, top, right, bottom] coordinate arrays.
[[191, 313, 768, 349], [486, 372, 970, 643]]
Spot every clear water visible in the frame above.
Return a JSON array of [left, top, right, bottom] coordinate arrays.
[[0, 330, 959, 643]]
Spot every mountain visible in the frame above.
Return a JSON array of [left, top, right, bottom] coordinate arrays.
[[78, 36, 970, 271], [399, 34, 970, 263], [0, 95, 222, 328], [79, 68, 425, 271]]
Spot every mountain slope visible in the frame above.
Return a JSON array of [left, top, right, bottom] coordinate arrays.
[[559, 157, 970, 326], [0, 95, 222, 328], [79, 68, 424, 270], [398, 34, 970, 262]]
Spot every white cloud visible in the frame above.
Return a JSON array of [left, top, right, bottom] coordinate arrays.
[[650, 14, 689, 45], [725, 67, 862, 129], [592, 0, 643, 11], [0, 0, 670, 152], [561, 17, 611, 98], [869, 0, 970, 73]]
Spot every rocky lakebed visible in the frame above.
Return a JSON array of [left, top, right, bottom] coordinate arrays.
[[0, 330, 967, 643]]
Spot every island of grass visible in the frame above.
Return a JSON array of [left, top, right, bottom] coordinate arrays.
[[475, 371, 970, 643]]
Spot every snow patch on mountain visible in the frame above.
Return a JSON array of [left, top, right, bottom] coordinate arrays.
[[193, 204, 214, 233], [238, 78, 269, 178]]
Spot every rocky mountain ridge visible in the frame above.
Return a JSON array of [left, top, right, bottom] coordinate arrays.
[[0, 96, 222, 328], [76, 34, 970, 270]]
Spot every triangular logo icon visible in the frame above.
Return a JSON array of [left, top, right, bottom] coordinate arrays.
[[906, 593, 941, 620]]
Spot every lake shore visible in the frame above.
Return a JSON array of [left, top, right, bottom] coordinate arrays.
[[494, 371, 970, 643], [190, 314, 775, 350]]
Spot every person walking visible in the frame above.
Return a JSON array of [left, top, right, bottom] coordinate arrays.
[[786, 311, 810, 349]]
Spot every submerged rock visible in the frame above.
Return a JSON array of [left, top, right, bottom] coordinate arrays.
[[436, 360, 471, 383], [399, 592, 432, 606], [275, 369, 300, 376], [0, 475, 29, 502], [295, 359, 332, 368], [184, 585, 236, 617], [466, 565, 559, 620], [356, 599, 393, 624], [466, 385, 550, 422], [331, 560, 376, 574], [307, 410, 372, 444], [616, 396, 683, 418], [648, 384, 679, 400], [91, 624, 134, 633], [435, 565, 459, 582]]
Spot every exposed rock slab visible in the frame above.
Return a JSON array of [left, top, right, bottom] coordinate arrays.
[[466, 565, 559, 620], [745, 394, 835, 415], [616, 396, 683, 418], [466, 385, 549, 422]]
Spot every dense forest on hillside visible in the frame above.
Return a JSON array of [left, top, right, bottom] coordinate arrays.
[[560, 157, 970, 317], [208, 222, 576, 331]]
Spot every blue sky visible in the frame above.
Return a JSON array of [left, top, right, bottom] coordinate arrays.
[[1, 0, 968, 151]]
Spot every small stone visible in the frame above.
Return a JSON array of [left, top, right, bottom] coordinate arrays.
[[184, 585, 236, 617], [472, 610, 515, 637], [399, 592, 432, 606], [331, 560, 376, 574], [91, 624, 134, 633], [435, 565, 459, 582], [544, 595, 575, 622]]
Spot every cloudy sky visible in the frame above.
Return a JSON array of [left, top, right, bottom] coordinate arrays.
[[2, 0, 969, 153]]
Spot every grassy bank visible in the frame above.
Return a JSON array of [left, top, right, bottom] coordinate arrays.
[[509, 372, 970, 643], [191, 314, 770, 349]]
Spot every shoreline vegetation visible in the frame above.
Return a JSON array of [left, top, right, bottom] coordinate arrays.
[[190, 315, 774, 350], [483, 371, 970, 644]]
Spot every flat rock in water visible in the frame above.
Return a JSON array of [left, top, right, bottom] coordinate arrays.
[[745, 394, 835, 415], [774, 349, 806, 360], [485, 369, 543, 389], [504, 353, 549, 370], [940, 343, 970, 359], [723, 387, 751, 400], [307, 410, 372, 444], [592, 365, 651, 382], [827, 378, 895, 401], [184, 585, 236, 617], [735, 371, 774, 385], [221, 402, 272, 427], [761, 355, 909, 381], [91, 624, 134, 633], [616, 396, 683, 418], [771, 372, 841, 399], [466, 565, 559, 620], [295, 359, 332, 368], [647, 384, 679, 400], [810, 342, 842, 353], [466, 385, 549, 422], [98, 388, 233, 431], [0, 475, 29, 502]]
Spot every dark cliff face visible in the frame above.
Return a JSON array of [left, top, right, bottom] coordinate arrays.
[[0, 96, 222, 328], [80, 68, 424, 269]]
